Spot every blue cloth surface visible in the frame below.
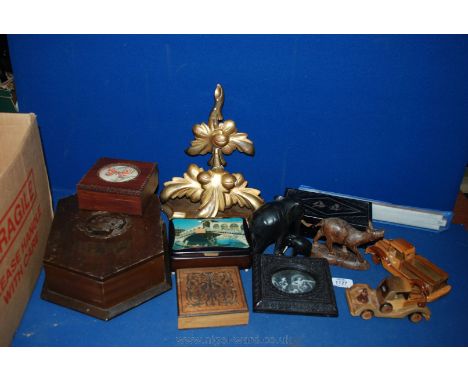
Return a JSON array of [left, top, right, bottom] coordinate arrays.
[[12, 221, 468, 346]]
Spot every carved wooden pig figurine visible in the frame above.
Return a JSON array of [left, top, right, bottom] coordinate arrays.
[[313, 218, 384, 263]]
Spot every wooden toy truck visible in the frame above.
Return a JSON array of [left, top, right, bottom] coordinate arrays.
[[365, 238, 451, 302]]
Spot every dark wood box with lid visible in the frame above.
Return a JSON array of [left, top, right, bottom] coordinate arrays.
[[77, 157, 158, 215], [41, 195, 171, 320], [169, 217, 252, 270]]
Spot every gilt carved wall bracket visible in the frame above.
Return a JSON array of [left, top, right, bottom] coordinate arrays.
[[161, 85, 263, 218]]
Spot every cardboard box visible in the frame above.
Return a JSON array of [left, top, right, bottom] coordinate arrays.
[[0, 113, 53, 346]]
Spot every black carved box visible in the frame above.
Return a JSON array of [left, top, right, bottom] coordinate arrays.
[[253, 254, 338, 317], [41, 195, 171, 320], [284, 188, 372, 237]]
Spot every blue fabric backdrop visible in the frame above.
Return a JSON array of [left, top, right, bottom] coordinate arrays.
[[7, 35, 468, 210]]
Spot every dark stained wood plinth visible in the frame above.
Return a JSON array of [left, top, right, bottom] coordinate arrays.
[[41, 195, 171, 320]]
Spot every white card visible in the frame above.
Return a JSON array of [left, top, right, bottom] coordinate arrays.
[[332, 277, 353, 288]]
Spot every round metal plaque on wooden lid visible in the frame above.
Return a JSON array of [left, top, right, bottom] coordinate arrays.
[[98, 164, 139, 183]]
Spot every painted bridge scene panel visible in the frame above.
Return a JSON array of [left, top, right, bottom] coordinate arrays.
[[172, 218, 249, 250]]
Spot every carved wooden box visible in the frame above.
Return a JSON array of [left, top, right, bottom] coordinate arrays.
[[169, 218, 252, 271], [77, 157, 158, 215], [41, 195, 171, 320], [176, 266, 249, 329]]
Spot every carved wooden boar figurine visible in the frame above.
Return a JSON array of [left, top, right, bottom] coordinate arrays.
[[313, 218, 384, 263]]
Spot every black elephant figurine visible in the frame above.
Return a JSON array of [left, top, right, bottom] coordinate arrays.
[[250, 196, 306, 255], [285, 234, 312, 257]]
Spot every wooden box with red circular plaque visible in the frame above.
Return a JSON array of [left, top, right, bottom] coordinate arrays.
[[77, 157, 158, 215]]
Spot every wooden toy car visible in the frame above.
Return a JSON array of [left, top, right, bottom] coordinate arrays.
[[346, 275, 431, 323], [365, 238, 451, 302]]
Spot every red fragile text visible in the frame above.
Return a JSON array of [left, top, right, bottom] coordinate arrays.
[[0, 170, 37, 264], [0, 205, 41, 304]]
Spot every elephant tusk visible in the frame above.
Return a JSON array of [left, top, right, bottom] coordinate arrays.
[[301, 219, 313, 227]]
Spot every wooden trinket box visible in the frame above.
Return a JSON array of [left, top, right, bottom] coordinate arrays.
[[41, 195, 171, 320], [169, 217, 252, 270], [176, 266, 249, 329], [77, 157, 158, 215]]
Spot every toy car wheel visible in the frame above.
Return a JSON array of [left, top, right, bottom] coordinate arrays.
[[380, 303, 393, 313], [360, 310, 374, 320], [409, 312, 423, 323]]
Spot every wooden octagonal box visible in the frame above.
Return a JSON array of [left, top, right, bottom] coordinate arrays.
[[41, 195, 171, 320]]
